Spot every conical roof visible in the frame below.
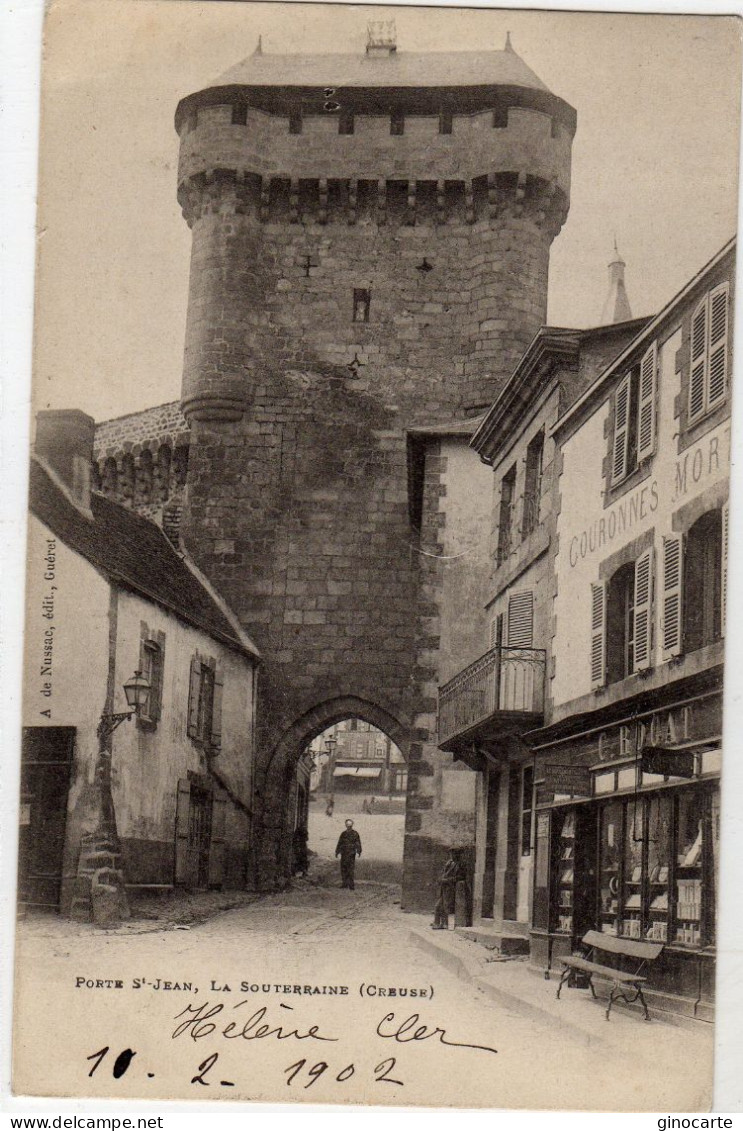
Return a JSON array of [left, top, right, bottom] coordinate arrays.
[[601, 242, 633, 324]]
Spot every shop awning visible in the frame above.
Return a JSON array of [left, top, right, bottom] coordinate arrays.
[[333, 766, 383, 779]]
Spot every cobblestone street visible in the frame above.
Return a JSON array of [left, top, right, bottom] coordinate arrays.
[[13, 871, 713, 1111]]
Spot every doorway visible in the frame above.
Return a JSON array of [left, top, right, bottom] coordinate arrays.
[[18, 727, 74, 912]]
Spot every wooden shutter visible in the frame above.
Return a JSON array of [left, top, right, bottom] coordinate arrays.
[[637, 343, 657, 462], [208, 791, 228, 887], [633, 549, 653, 671], [489, 614, 503, 651], [611, 374, 631, 484], [707, 283, 728, 410], [210, 668, 224, 750], [150, 646, 163, 722], [661, 535, 683, 658], [174, 778, 191, 884], [722, 500, 729, 634], [507, 591, 534, 647], [187, 657, 201, 738], [689, 297, 708, 421], [590, 582, 607, 688]]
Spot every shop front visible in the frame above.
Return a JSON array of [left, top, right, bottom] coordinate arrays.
[[529, 681, 721, 1022]]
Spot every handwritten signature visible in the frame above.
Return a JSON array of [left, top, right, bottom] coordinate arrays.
[[171, 1000, 497, 1057]]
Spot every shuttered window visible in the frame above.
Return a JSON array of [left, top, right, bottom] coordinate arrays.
[[590, 582, 607, 688], [689, 284, 729, 422], [507, 591, 534, 647], [708, 283, 729, 410], [637, 343, 657, 462], [689, 298, 708, 421], [187, 654, 224, 749], [611, 373, 632, 484], [661, 535, 683, 658], [187, 657, 202, 738], [633, 549, 653, 671]]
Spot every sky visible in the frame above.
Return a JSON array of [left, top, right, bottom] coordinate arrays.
[[30, 0, 742, 421]]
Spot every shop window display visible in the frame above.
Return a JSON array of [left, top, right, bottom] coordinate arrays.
[[555, 810, 575, 934], [675, 791, 704, 947], [598, 802, 622, 935], [622, 799, 644, 938]]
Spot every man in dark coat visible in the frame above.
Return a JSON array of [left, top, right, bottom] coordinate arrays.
[[335, 819, 362, 890], [431, 849, 461, 929]]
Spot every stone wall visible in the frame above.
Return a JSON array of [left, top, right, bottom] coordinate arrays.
[[180, 180, 560, 420]]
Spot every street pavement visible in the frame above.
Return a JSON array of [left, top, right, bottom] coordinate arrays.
[[13, 868, 713, 1111]]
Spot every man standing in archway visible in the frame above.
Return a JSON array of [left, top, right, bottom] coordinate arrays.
[[335, 819, 362, 890]]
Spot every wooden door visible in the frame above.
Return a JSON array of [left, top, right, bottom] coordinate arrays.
[[18, 728, 74, 911]]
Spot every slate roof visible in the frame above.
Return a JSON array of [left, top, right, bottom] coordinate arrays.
[[215, 47, 551, 93], [29, 458, 259, 659]]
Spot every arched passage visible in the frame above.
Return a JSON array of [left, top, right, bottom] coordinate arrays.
[[254, 696, 410, 890]]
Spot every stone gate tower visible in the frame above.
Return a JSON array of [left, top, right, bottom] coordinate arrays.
[[175, 30, 575, 904]]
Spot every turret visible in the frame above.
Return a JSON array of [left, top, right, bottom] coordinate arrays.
[[601, 239, 633, 324], [175, 33, 576, 420]]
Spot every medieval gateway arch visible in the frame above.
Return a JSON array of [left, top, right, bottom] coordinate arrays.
[[94, 32, 574, 910]]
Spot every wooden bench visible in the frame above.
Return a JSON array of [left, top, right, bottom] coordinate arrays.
[[556, 930, 663, 1021]]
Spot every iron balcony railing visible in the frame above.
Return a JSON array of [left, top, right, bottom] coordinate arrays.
[[438, 646, 546, 747]]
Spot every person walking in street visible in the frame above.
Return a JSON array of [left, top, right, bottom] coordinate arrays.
[[335, 818, 362, 890], [325, 794, 335, 817]]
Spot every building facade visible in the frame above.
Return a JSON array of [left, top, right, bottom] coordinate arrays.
[[439, 315, 648, 940], [20, 411, 259, 919], [309, 720, 406, 794], [527, 239, 734, 1020]]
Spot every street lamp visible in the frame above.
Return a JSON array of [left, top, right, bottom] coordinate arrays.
[[73, 670, 151, 926], [324, 735, 337, 794], [97, 669, 151, 741]]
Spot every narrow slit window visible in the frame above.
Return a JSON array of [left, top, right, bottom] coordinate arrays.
[[231, 103, 248, 125], [390, 110, 405, 136], [339, 113, 355, 135], [289, 111, 303, 135], [353, 288, 371, 323]]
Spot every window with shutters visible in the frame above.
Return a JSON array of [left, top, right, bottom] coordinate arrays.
[[139, 638, 164, 726], [497, 464, 517, 565], [611, 342, 657, 485], [599, 552, 655, 684], [522, 431, 544, 536], [684, 510, 724, 652], [187, 655, 224, 750], [507, 591, 534, 647], [606, 563, 636, 682], [688, 284, 729, 425]]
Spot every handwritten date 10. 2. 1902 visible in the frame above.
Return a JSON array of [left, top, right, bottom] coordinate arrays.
[[86, 1045, 403, 1090]]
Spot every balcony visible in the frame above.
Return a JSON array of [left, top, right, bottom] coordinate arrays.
[[438, 646, 546, 753]]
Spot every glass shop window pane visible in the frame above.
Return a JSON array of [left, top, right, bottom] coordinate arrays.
[[598, 801, 622, 936]]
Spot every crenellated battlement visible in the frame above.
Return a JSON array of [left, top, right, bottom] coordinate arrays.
[[177, 167, 568, 237], [93, 405, 190, 532]]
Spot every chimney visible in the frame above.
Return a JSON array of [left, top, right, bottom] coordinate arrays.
[[34, 409, 95, 513], [366, 19, 397, 57]]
